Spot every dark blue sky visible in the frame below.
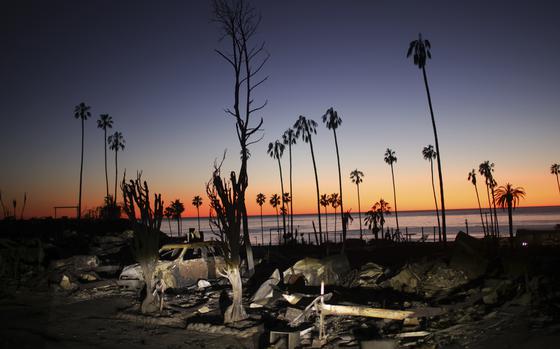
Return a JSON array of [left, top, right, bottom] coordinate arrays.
[[1, 0, 559, 217]]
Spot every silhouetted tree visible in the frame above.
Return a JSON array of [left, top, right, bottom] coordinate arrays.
[[422, 145, 441, 238], [329, 193, 340, 242], [282, 128, 297, 238], [364, 209, 380, 240], [373, 199, 391, 239], [213, 0, 268, 284], [108, 131, 125, 204], [384, 148, 399, 232], [282, 192, 291, 241], [320, 193, 329, 243], [269, 193, 280, 238], [468, 169, 487, 236], [350, 169, 364, 240], [494, 183, 525, 239], [551, 163, 560, 194], [0, 190, 7, 219], [407, 34, 447, 242], [256, 193, 266, 244], [479, 161, 499, 237], [192, 195, 203, 232], [267, 140, 286, 238], [20, 192, 27, 220], [97, 114, 113, 199], [323, 107, 347, 245], [167, 199, 185, 236], [74, 102, 91, 219], [164, 206, 173, 236], [294, 115, 322, 243]]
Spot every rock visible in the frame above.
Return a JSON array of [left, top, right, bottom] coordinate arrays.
[[283, 254, 350, 286], [197, 279, 211, 289]]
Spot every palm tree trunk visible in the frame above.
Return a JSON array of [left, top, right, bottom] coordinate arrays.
[[474, 184, 486, 236], [275, 206, 280, 242], [324, 206, 328, 242], [276, 158, 286, 243], [507, 202, 514, 239], [167, 218, 172, 236], [429, 160, 441, 237], [357, 184, 362, 240], [289, 143, 294, 238], [422, 67, 446, 242], [177, 217, 181, 236], [333, 207, 337, 241], [333, 130, 346, 244], [390, 164, 399, 232], [260, 206, 263, 245], [104, 129, 109, 199], [197, 207, 201, 232], [114, 150, 118, 204], [491, 186, 500, 237], [485, 184, 495, 236], [308, 136, 323, 244], [78, 119, 84, 219], [556, 173, 560, 194]]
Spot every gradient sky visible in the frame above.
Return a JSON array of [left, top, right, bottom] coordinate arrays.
[[1, 0, 559, 218]]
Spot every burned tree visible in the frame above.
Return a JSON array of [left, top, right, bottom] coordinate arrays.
[[213, 0, 268, 276], [121, 171, 163, 314], [206, 156, 247, 323]]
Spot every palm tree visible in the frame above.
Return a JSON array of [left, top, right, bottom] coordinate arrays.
[[468, 169, 487, 237], [97, 114, 113, 200], [267, 140, 287, 238], [551, 164, 560, 194], [373, 199, 391, 239], [256, 193, 266, 245], [282, 192, 291, 240], [407, 34, 447, 242], [108, 131, 125, 204], [330, 193, 340, 242], [294, 115, 323, 243], [494, 183, 526, 239], [283, 129, 297, 238], [384, 148, 399, 233], [269, 194, 281, 240], [422, 145, 441, 239], [168, 199, 185, 236], [320, 194, 329, 242], [322, 107, 346, 244], [164, 206, 174, 236], [479, 161, 499, 237], [192, 195, 203, 232], [74, 102, 91, 219], [350, 169, 365, 240], [364, 209, 380, 240]]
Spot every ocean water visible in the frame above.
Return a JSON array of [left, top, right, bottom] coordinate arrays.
[[161, 206, 560, 244]]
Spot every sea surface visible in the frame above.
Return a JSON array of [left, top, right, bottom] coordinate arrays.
[[161, 206, 560, 244]]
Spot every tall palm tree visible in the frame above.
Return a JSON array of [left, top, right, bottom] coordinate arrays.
[[108, 131, 125, 204], [74, 102, 91, 219], [283, 129, 297, 238], [479, 161, 499, 237], [373, 199, 391, 239], [329, 193, 340, 242], [468, 169, 487, 236], [269, 194, 281, 240], [407, 33, 447, 242], [384, 148, 399, 232], [422, 145, 441, 239], [494, 183, 526, 239], [551, 163, 560, 194], [192, 195, 203, 232], [320, 194, 329, 242], [350, 169, 365, 240], [256, 193, 266, 245], [322, 107, 347, 244], [282, 192, 291, 240], [267, 140, 287, 238], [97, 114, 113, 200], [169, 199, 185, 236], [294, 115, 322, 242], [364, 209, 380, 240]]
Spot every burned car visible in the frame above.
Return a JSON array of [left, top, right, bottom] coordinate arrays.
[[117, 241, 226, 290]]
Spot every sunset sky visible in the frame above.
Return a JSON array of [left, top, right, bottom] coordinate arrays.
[[1, 0, 559, 218]]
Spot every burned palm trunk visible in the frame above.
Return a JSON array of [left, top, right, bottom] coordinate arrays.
[[121, 171, 163, 314], [207, 164, 248, 323]]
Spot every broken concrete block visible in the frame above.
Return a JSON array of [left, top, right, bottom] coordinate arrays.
[[197, 279, 211, 289]]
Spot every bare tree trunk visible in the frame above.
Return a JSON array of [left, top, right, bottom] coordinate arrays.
[[422, 67, 446, 242], [390, 163, 399, 232], [140, 261, 159, 314], [223, 265, 247, 323]]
